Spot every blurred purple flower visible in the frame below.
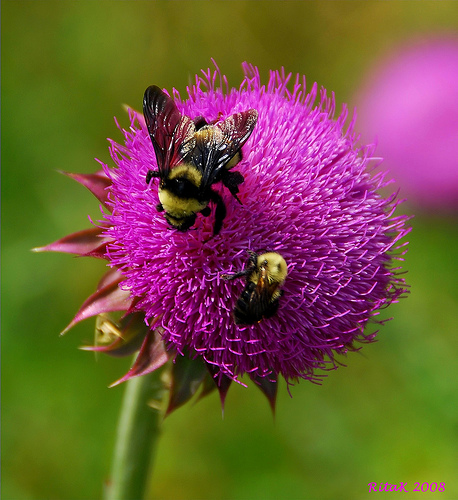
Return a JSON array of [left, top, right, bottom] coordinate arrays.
[[36, 63, 410, 400], [356, 37, 458, 211]]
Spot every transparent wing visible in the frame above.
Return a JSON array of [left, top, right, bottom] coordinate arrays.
[[192, 109, 258, 190], [143, 85, 195, 176]]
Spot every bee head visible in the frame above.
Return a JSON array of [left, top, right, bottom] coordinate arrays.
[[257, 252, 288, 285], [165, 212, 197, 231]]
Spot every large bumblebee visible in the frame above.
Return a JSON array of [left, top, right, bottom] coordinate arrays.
[[222, 251, 288, 325], [143, 85, 258, 235]]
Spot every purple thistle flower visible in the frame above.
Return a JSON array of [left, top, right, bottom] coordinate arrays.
[[36, 63, 410, 403], [356, 37, 458, 211]]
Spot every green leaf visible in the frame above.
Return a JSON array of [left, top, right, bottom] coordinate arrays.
[[205, 363, 232, 413], [251, 374, 278, 415], [197, 372, 218, 401], [165, 353, 208, 415]]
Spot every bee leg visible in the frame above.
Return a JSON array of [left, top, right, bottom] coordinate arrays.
[[222, 171, 245, 204], [221, 268, 252, 281], [209, 189, 226, 236], [156, 203, 164, 212], [247, 250, 258, 261], [222, 254, 257, 281], [146, 170, 160, 184]]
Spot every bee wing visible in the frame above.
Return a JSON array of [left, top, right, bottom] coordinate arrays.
[[193, 109, 258, 190], [240, 277, 277, 324], [143, 85, 195, 176]]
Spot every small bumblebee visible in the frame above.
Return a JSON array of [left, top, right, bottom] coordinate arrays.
[[222, 251, 288, 325], [143, 85, 258, 235]]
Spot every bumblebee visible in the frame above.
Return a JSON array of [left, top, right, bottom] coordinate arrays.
[[222, 251, 288, 325], [143, 85, 258, 235]]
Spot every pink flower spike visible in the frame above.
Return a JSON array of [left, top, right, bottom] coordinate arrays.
[[110, 329, 170, 387], [32, 227, 111, 257], [59, 170, 112, 208], [97, 268, 125, 290], [80, 334, 144, 357], [60, 278, 132, 335]]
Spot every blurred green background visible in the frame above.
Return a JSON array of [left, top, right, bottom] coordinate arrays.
[[2, 2, 457, 499]]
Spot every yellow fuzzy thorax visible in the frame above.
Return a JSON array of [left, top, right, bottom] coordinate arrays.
[[167, 164, 202, 186]]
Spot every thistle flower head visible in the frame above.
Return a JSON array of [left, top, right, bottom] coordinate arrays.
[[36, 63, 410, 408]]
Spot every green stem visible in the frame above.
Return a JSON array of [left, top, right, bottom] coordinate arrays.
[[105, 370, 164, 500]]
